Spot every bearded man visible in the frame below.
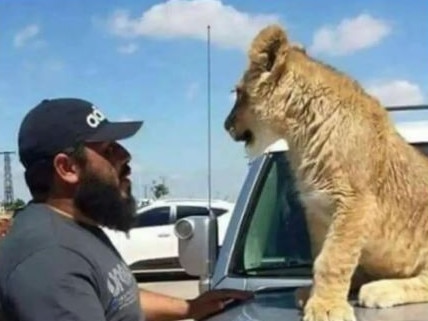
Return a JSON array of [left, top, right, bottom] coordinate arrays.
[[0, 98, 252, 321]]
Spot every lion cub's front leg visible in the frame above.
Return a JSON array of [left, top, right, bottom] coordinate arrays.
[[303, 196, 372, 321]]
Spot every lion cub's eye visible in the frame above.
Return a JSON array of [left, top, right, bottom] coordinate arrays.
[[230, 88, 238, 101], [231, 87, 243, 100]]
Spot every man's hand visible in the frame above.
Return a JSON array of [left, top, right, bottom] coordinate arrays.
[[186, 289, 254, 320], [140, 287, 253, 321]]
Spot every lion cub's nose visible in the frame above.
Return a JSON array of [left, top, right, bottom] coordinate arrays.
[[224, 113, 235, 131]]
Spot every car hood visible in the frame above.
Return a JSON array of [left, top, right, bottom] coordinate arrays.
[[205, 287, 428, 321]]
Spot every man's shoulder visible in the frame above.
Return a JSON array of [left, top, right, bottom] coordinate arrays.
[[0, 203, 55, 265], [0, 203, 142, 321], [6, 244, 93, 277], [0, 239, 142, 321], [0, 203, 104, 280], [0, 203, 71, 256], [4, 202, 107, 248], [0, 245, 106, 321]]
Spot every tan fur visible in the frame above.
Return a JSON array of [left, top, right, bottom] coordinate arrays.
[[224, 24, 428, 321]]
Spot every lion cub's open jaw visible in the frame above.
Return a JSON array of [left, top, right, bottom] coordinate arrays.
[[229, 127, 254, 146], [227, 121, 283, 159]]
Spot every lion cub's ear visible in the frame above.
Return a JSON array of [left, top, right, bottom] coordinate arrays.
[[248, 24, 289, 72]]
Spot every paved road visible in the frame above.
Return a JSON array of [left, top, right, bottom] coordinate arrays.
[[139, 280, 199, 299], [139, 280, 199, 321]]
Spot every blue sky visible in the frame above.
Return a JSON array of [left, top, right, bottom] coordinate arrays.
[[1, 0, 427, 202]]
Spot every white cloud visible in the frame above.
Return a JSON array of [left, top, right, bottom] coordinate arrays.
[[310, 13, 391, 56], [105, 0, 280, 51], [366, 80, 425, 107], [118, 43, 139, 54], [14, 24, 41, 48]]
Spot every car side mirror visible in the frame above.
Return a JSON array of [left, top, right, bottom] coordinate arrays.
[[174, 215, 218, 279]]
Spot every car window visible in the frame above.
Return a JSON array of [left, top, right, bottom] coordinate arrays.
[[134, 206, 171, 228], [176, 206, 229, 220], [212, 208, 229, 217], [413, 142, 428, 156], [231, 152, 312, 277], [176, 206, 209, 220]]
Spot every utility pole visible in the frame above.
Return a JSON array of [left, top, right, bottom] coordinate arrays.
[[0, 151, 15, 206]]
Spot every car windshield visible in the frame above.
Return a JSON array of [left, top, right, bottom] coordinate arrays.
[[230, 151, 313, 278], [230, 142, 428, 278]]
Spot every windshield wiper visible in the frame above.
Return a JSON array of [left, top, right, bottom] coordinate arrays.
[[239, 259, 313, 274]]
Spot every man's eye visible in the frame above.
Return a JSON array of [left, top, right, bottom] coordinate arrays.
[[103, 145, 115, 157]]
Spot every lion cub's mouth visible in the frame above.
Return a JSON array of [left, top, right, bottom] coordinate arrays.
[[242, 129, 254, 146], [229, 126, 254, 146]]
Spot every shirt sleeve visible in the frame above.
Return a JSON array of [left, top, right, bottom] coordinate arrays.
[[3, 246, 106, 321]]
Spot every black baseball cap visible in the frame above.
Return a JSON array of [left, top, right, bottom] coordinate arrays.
[[18, 97, 143, 168]]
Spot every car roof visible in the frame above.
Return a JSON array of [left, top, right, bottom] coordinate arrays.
[[257, 106, 428, 156], [395, 120, 428, 143], [137, 198, 235, 213]]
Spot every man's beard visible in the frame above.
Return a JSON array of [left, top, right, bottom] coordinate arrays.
[[73, 168, 137, 232]]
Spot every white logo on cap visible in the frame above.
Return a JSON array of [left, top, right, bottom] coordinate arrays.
[[86, 106, 106, 128]]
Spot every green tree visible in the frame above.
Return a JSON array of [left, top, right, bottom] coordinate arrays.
[[13, 198, 26, 209], [151, 178, 169, 199], [2, 198, 26, 212]]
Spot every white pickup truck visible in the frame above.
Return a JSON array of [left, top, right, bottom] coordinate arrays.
[[174, 105, 428, 321], [103, 198, 234, 272]]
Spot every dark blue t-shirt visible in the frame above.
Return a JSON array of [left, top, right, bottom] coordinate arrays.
[[0, 202, 145, 321]]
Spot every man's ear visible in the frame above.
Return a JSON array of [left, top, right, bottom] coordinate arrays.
[[52, 154, 80, 184]]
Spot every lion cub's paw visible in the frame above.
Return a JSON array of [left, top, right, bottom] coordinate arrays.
[[295, 286, 311, 309], [358, 280, 405, 308], [303, 296, 356, 321]]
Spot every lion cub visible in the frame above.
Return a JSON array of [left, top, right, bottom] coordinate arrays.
[[224, 24, 428, 321]]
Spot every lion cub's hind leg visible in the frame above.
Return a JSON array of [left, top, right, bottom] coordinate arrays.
[[358, 272, 428, 308]]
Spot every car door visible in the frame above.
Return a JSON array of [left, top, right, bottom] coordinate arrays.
[[121, 205, 174, 269]]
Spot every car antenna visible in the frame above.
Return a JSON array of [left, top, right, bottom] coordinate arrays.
[[207, 24, 212, 215], [206, 24, 218, 281]]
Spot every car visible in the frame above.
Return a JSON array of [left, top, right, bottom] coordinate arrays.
[[103, 198, 234, 272], [174, 105, 428, 321]]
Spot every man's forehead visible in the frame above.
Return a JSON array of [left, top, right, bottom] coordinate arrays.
[[85, 141, 112, 148], [85, 141, 130, 157]]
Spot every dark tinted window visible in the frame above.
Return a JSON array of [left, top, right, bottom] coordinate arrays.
[[176, 206, 209, 220], [134, 206, 171, 228], [176, 206, 229, 220], [212, 208, 228, 217], [232, 152, 312, 277], [413, 143, 428, 156]]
